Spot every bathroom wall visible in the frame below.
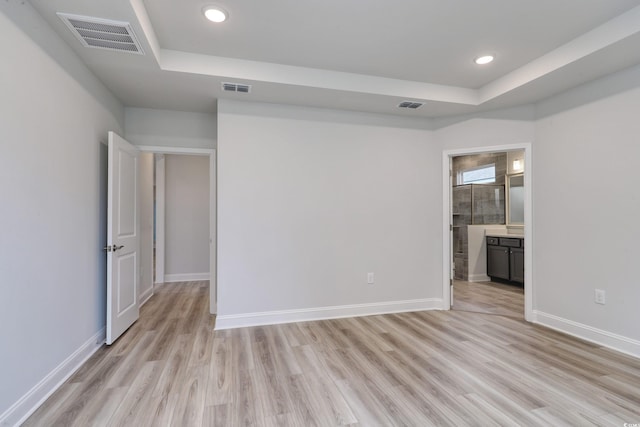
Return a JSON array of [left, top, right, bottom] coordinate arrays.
[[452, 152, 507, 186], [467, 225, 507, 282], [451, 153, 507, 280], [507, 149, 525, 175]]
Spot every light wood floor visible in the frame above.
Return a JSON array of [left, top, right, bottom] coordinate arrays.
[[25, 282, 640, 426], [452, 280, 524, 319]]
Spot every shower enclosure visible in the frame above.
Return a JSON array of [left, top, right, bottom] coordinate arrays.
[[452, 184, 505, 280]]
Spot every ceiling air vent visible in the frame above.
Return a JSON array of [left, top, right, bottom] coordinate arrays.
[[398, 101, 424, 109], [222, 82, 252, 93], [57, 13, 144, 55]]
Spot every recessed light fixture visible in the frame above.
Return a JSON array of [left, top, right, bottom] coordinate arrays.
[[203, 6, 228, 23], [474, 55, 494, 65]]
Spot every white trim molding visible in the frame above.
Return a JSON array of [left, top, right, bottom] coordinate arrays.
[[0, 328, 105, 427], [136, 145, 214, 155], [209, 151, 217, 315], [154, 154, 165, 285], [164, 272, 210, 283], [215, 298, 444, 330], [138, 286, 154, 307], [533, 311, 640, 359]]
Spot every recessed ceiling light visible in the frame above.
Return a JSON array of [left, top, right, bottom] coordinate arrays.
[[474, 55, 494, 65], [203, 6, 227, 23]]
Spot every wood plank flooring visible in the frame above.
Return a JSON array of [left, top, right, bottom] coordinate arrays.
[[452, 280, 524, 319], [24, 281, 640, 426]]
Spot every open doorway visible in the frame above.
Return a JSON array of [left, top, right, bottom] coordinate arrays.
[[450, 151, 524, 318], [138, 146, 216, 315], [154, 154, 210, 281], [442, 144, 532, 321]]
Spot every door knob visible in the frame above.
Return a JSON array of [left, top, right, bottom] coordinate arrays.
[[103, 245, 125, 252], [113, 245, 124, 251]]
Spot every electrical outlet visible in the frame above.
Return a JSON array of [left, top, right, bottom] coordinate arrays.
[[594, 289, 606, 305], [367, 272, 374, 284]]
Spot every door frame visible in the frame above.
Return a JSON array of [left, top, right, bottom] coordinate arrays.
[[442, 143, 533, 321], [154, 154, 165, 286], [138, 145, 217, 314]]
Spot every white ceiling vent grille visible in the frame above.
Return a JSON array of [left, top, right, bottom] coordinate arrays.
[[222, 82, 252, 93], [57, 13, 144, 55], [398, 101, 424, 109]]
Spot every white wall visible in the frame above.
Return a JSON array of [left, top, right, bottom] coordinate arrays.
[[534, 71, 640, 346], [216, 100, 441, 327], [138, 152, 154, 303], [467, 225, 507, 282], [164, 155, 210, 281], [125, 107, 216, 149], [435, 66, 640, 355], [435, 115, 535, 151], [0, 2, 123, 423]]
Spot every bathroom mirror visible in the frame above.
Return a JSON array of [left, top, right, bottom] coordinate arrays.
[[506, 173, 524, 226]]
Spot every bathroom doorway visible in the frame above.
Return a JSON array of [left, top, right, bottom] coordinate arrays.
[[442, 144, 532, 321]]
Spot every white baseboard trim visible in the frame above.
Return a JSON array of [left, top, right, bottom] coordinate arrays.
[[533, 311, 640, 359], [138, 287, 154, 307], [164, 273, 210, 283], [468, 274, 491, 282], [215, 298, 444, 330], [0, 328, 106, 427]]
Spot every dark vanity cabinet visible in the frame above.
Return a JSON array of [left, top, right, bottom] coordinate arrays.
[[486, 238, 509, 280], [509, 246, 524, 283], [486, 236, 524, 284]]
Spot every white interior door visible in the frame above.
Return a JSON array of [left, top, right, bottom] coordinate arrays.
[[106, 131, 140, 345]]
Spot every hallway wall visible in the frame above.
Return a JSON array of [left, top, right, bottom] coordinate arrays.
[[164, 154, 211, 281]]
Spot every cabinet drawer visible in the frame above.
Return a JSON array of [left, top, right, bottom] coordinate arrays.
[[486, 237, 499, 245], [500, 237, 521, 248]]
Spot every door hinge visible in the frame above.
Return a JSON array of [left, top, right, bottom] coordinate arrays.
[[450, 224, 453, 231]]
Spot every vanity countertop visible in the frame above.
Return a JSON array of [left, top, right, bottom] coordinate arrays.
[[486, 232, 524, 239]]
